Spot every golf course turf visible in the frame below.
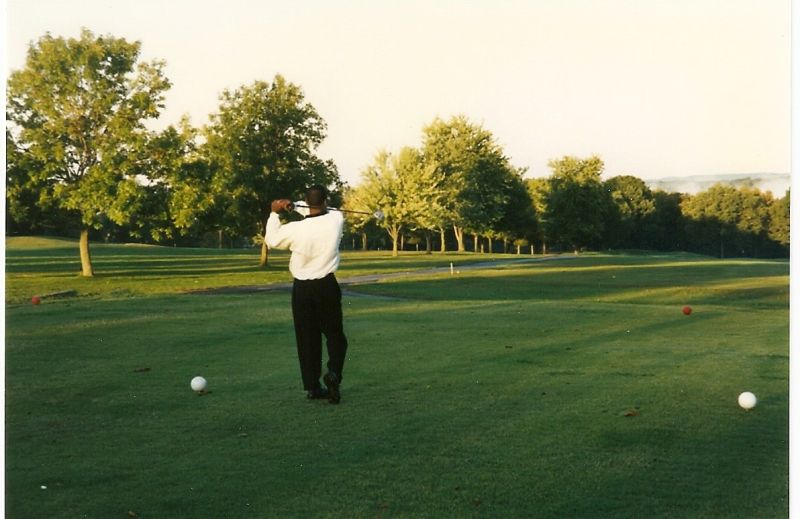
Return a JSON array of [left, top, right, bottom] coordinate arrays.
[[5, 238, 789, 517]]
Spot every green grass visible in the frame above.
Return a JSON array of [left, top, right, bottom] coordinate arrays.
[[5, 238, 789, 517], [5, 236, 490, 303]]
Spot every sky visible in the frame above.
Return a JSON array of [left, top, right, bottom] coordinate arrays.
[[3, 0, 792, 186]]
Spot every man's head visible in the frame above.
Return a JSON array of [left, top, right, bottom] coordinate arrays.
[[305, 185, 328, 208]]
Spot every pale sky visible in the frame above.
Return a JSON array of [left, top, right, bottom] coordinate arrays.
[[4, 0, 791, 186]]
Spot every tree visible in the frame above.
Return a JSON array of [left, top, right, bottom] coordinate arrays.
[[545, 155, 612, 253], [460, 153, 520, 251], [400, 148, 447, 254], [682, 184, 788, 258], [735, 187, 771, 256], [682, 185, 730, 258], [490, 171, 537, 253], [644, 190, 686, 251], [203, 75, 341, 265], [604, 175, 656, 249], [767, 191, 789, 250], [421, 115, 518, 252], [6, 29, 171, 275], [525, 178, 550, 254], [351, 148, 427, 256], [6, 126, 67, 235], [682, 184, 749, 258], [137, 117, 216, 244], [341, 185, 371, 250]]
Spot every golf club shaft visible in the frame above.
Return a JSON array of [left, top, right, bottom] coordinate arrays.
[[290, 203, 373, 216]]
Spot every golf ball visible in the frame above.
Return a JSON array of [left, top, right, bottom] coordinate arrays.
[[190, 376, 207, 392], [738, 391, 757, 410]]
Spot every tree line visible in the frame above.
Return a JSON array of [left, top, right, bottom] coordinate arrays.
[[6, 30, 789, 276], [345, 135, 788, 259]]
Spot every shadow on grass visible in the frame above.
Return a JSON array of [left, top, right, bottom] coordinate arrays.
[[6, 252, 280, 276], [6, 263, 271, 276], [346, 258, 788, 309]]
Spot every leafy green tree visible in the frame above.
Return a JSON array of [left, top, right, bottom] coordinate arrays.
[[400, 148, 447, 254], [682, 185, 734, 258], [203, 75, 341, 265], [421, 115, 519, 252], [735, 187, 771, 256], [420, 116, 470, 251], [352, 148, 428, 256], [460, 153, 521, 251], [682, 184, 754, 258], [682, 185, 787, 258], [6, 127, 67, 235], [136, 118, 216, 244], [644, 190, 686, 251], [545, 155, 612, 253], [341, 185, 372, 250], [767, 191, 789, 249], [341, 184, 394, 252], [392, 147, 438, 254], [604, 175, 656, 249], [525, 178, 550, 253], [6, 29, 171, 275], [491, 172, 537, 253]]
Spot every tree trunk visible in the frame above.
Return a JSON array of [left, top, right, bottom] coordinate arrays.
[[488, 237, 493, 254], [517, 244, 521, 254], [473, 234, 479, 252], [530, 244, 534, 255], [390, 227, 400, 256], [218, 229, 223, 249], [79, 228, 94, 277], [439, 228, 447, 252], [400, 234, 405, 251], [361, 231, 368, 251], [260, 241, 269, 267], [542, 241, 547, 255], [425, 232, 432, 254], [454, 225, 465, 252]]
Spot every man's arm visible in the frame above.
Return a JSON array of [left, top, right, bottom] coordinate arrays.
[[264, 200, 295, 250]]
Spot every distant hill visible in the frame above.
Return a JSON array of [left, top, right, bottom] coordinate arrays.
[[645, 173, 791, 195]]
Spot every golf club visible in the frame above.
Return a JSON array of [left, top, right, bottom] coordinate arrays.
[[289, 203, 384, 220]]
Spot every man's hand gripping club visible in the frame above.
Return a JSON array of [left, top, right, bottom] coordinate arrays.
[[271, 199, 293, 213]]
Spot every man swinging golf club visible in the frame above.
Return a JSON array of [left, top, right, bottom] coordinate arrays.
[[265, 185, 348, 404]]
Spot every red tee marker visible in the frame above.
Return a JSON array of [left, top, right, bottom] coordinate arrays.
[[682, 306, 692, 315]]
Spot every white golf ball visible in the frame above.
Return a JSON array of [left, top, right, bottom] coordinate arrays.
[[191, 376, 207, 392], [738, 391, 757, 410]]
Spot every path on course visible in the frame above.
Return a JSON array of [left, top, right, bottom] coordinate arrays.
[[191, 254, 579, 295]]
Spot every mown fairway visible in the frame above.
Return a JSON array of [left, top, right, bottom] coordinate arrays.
[[5, 239, 789, 518]]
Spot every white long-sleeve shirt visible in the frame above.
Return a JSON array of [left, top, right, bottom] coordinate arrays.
[[264, 202, 344, 280]]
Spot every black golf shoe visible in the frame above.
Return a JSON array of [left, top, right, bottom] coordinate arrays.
[[306, 386, 330, 400], [323, 372, 341, 404]]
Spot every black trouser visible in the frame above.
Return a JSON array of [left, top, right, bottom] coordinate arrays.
[[291, 273, 348, 390]]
